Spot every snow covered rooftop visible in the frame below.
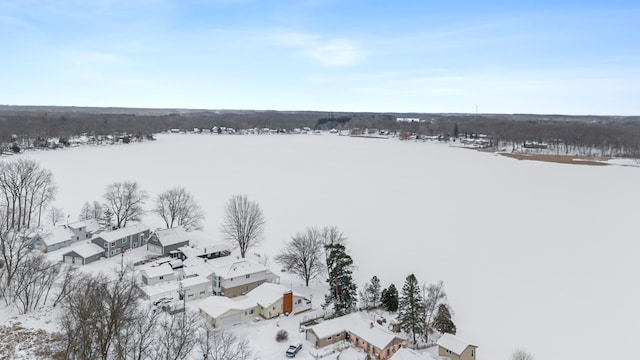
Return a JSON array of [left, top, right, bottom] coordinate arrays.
[[97, 223, 150, 242], [197, 283, 305, 319], [308, 312, 405, 350], [436, 334, 476, 355], [65, 243, 104, 258], [67, 218, 101, 233], [141, 282, 180, 298], [214, 259, 268, 279], [180, 275, 210, 288], [155, 226, 190, 246], [140, 263, 174, 279], [198, 294, 256, 319], [40, 225, 74, 246]]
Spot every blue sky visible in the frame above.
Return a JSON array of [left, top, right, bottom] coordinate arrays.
[[1, 0, 638, 115]]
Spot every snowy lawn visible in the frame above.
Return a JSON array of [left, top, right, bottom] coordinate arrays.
[[2, 133, 639, 360]]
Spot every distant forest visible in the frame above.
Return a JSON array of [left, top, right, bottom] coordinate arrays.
[[1, 105, 640, 157]]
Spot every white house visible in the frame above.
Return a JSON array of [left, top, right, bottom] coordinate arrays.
[[198, 283, 311, 328], [179, 275, 212, 302], [140, 263, 175, 286]]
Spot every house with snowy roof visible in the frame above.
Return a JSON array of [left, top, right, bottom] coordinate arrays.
[[140, 263, 175, 285], [209, 258, 280, 297], [147, 226, 190, 255], [305, 312, 406, 360], [198, 282, 311, 327], [35, 219, 104, 252], [90, 223, 151, 258], [179, 275, 212, 301], [33, 225, 75, 252], [67, 218, 102, 240], [437, 333, 477, 360]]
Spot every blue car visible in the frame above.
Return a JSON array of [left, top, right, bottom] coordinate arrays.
[[286, 342, 302, 357]]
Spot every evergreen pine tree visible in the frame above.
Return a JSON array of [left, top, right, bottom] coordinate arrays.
[[398, 274, 426, 345], [381, 284, 399, 312], [101, 207, 114, 230], [324, 243, 357, 316], [433, 303, 456, 335], [365, 275, 382, 309]]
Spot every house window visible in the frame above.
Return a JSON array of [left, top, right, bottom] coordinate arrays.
[[200, 291, 205, 295], [103, 242, 108, 248], [122, 238, 128, 244], [188, 293, 193, 297], [76, 236, 79, 240], [387, 349, 391, 356], [246, 274, 250, 279], [159, 276, 164, 280], [133, 242, 137, 247], [327, 336, 332, 340], [472, 349, 475, 357], [250, 309, 254, 314], [110, 242, 115, 247]]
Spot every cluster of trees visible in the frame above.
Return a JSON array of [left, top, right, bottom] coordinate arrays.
[[273, 224, 455, 346], [0, 159, 62, 314], [77, 183, 205, 232]]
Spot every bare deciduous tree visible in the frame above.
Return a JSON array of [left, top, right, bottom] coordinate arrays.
[[48, 206, 65, 226], [320, 225, 347, 279], [0, 216, 35, 304], [114, 304, 161, 360], [221, 194, 265, 258], [103, 181, 148, 229], [59, 272, 142, 360], [275, 227, 324, 286], [152, 311, 199, 360], [154, 186, 205, 231], [198, 323, 255, 360], [422, 280, 448, 343], [0, 158, 56, 230], [78, 200, 103, 221], [512, 348, 534, 360], [12, 254, 60, 314]]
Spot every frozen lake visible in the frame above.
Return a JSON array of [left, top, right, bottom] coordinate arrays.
[[17, 133, 640, 360]]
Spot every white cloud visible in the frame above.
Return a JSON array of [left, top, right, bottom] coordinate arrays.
[[268, 30, 366, 67], [304, 38, 364, 67]]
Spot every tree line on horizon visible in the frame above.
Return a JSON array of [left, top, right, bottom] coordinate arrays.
[[1, 106, 640, 156]]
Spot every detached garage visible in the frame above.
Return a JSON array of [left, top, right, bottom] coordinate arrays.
[[61, 243, 105, 265], [147, 227, 190, 255]]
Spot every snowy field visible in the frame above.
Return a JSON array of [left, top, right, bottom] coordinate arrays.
[[5, 133, 640, 360]]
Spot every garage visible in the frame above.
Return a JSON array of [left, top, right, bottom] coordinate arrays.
[[221, 312, 242, 327], [64, 256, 75, 265]]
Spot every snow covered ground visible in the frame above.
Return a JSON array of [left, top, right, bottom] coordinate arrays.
[[3, 133, 640, 360]]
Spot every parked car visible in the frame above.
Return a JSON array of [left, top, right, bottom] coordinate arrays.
[[285, 342, 302, 357]]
